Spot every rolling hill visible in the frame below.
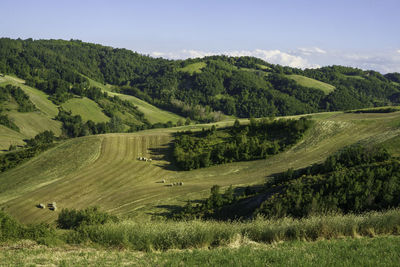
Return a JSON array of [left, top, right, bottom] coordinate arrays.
[[1, 38, 399, 122], [0, 74, 185, 150], [1, 110, 399, 224]]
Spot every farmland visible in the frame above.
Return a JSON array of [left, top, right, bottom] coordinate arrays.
[[1, 110, 399, 224]]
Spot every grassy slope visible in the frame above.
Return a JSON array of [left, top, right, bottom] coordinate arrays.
[[1, 111, 400, 223], [87, 77, 184, 124], [178, 62, 207, 74], [61, 97, 110, 123], [0, 76, 62, 150], [287, 74, 335, 94], [0, 125, 26, 150], [1, 236, 400, 266]]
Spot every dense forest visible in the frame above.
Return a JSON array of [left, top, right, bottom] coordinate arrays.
[[173, 117, 313, 170], [1, 38, 399, 122], [175, 144, 400, 220]]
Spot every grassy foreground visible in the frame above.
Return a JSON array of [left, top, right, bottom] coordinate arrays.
[[1, 236, 399, 266], [68, 209, 400, 251], [1, 210, 400, 266]]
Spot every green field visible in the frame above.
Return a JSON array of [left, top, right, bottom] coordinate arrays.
[[6, 112, 62, 139], [0, 75, 62, 150], [1, 235, 399, 266], [0, 74, 184, 150], [287, 74, 335, 94], [178, 62, 207, 74], [1, 111, 400, 224], [86, 77, 184, 124], [61, 97, 110, 123], [0, 125, 26, 150]]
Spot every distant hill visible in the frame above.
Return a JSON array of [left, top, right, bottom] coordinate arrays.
[[1, 38, 399, 123]]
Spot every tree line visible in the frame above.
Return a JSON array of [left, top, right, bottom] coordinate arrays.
[[1, 38, 399, 122]]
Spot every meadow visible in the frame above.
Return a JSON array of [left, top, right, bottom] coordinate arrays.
[[1, 110, 399, 224], [286, 74, 336, 94]]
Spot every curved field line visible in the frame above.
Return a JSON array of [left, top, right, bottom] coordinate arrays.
[[3, 112, 400, 223]]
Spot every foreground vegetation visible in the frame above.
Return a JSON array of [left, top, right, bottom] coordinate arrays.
[[1, 208, 400, 250], [1, 236, 400, 266]]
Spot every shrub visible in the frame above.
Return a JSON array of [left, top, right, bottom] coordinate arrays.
[[57, 206, 118, 229], [0, 210, 24, 241]]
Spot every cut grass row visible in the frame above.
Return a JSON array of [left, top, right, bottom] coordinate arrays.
[[1, 111, 400, 224]]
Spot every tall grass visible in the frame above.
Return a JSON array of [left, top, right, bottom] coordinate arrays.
[[69, 209, 400, 251]]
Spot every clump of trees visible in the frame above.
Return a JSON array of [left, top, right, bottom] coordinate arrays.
[[256, 144, 400, 218], [0, 84, 36, 132], [0, 114, 19, 132], [0, 130, 55, 172], [173, 117, 313, 170], [173, 185, 237, 220]]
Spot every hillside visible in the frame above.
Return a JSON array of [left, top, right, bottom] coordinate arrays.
[[85, 76, 184, 124], [0, 75, 62, 149], [1, 110, 399, 224], [286, 74, 335, 94], [1, 38, 399, 123], [0, 74, 185, 150]]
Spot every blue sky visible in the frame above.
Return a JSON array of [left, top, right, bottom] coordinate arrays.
[[1, 0, 400, 72]]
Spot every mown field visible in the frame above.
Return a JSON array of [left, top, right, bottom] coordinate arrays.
[[86, 77, 184, 124], [0, 75, 62, 150], [0, 74, 184, 151], [287, 74, 336, 94], [1, 110, 399, 224], [61, 97, 110, 123]]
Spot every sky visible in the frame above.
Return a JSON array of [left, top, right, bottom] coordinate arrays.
[[1, 0, 400, 73]]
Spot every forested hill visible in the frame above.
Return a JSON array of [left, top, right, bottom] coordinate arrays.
[[1, 38, 399, 121]]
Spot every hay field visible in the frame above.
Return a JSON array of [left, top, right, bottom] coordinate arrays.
[[61, 97, 110, 123], [1, 111, 399, 223], [287, 74, 335, 94], [86, 77, 184, 124]]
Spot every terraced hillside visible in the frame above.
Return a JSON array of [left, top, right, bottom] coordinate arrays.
[[1, 111, 400, 223]]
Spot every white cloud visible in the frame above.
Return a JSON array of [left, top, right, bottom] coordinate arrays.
[[150, 48, 400, 73], [335, 51, 400, 73], [150, 49, 318, 69], [297, 47, 327, 56]]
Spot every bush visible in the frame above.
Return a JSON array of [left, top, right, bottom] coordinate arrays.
[[0, 210, 24, 241], [0, 210, 58, 245], [57, 206, 118, 229]]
